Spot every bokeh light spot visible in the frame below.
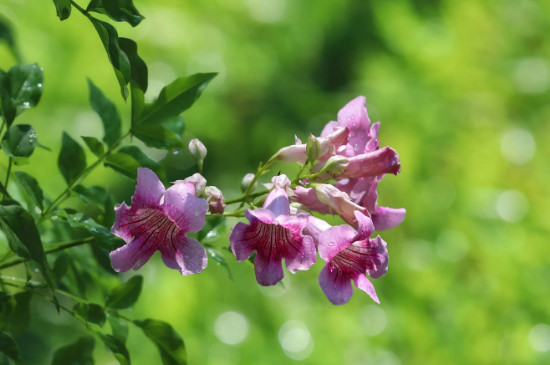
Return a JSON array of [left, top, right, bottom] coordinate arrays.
[[214, 311, 249, 345], [436, 230, 469, 262], [361, 305, 387, 336], [514, 57, 550, 94], [495, 190, 529, 222], [278, 320, 314, 360], [500, 128, 536, 165], [529, 324, 550, 352]]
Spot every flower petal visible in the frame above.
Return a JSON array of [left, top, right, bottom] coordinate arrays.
[[229, 222, 258, 261], [342, 146, 401, 178], [254, 251, 284, 286], [318, 264, 353, 305], [354, 273, 380, 303], [109, 236, 157, 272], [337, 96, 371, 155], [317, 225, 356, 261], [111, 202, 132, 241], [366, 235, 389, 279], [158, 236, 207, 275], [264, 187, 290, 218], [372, 207, 406, 231], [284, 235, 317, 273], [132, 168, 165, 209], [354, 211, 374, 240], [163, 182, 208, 233]]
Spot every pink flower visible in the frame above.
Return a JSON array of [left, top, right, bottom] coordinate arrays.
[[110, 168, 209, 275], [312, 211, 388, 305], [229, 175, 316, 286]]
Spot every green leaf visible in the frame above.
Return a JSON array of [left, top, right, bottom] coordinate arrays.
[[87, 0, 144, 27], [81, 136, 105, 157], [73, 185, 108, 211], [118, 146, 157, 169], [139, 73, 216, 125], [52, 0, 72, 20], [132, 118, 185, 150], [73, 303, 106, 327], [105, 276, 143, 310], [98, 333, 131, 365], [58, 132, 87, 185], [108, 314, 129, 343], [204, 245, 232, 280], [14, 171, 44, 210], [119, 38, 147, 127], [0, 18, 21, 62], [54, 211, 122, 250], [89, 18, 131, 99], [6, 292, 32, 337], [0, 64, 44, 126], [198, 216, 226, 243], [51, 336, 95, 365], [133, 319, 187, 365], [0, 293, 15, 330], [90, 241, 116, 275], [1, 124, 38, 157], [104, 152, 141, 179], [88, 80, 121, 146], [0, 331, 22, 364], [52, 253, 70, 282]]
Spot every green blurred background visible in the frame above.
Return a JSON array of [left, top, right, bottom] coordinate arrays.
[[1, 0, 550, 364]]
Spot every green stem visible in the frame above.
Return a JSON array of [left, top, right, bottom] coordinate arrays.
[[39, 131, 130, 224], [225, 191, 268, 205], [0, 236, 95, 270], [4, 157, 12, 192]]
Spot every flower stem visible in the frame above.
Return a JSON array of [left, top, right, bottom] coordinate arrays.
[[4, 157, 12, 193], [0, 236, 95, 270]]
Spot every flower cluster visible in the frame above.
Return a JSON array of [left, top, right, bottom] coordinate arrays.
[[110, 96, 404, 305]]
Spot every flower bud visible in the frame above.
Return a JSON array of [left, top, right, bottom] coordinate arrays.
[[179, 173, 206, 196], [318, 155, 349, 174], [205, 186, 225, 214], [189, 138, 207, 171], [306, 133, 322, 163], [241, 173, 257, 193]]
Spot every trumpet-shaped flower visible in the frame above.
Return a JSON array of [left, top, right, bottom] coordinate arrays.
[[313, 211, 388, 305], [110, 168, 209, 275], [229, 175, 316, 286]]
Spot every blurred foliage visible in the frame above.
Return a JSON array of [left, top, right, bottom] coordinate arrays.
[[1, 0, 550, 364]]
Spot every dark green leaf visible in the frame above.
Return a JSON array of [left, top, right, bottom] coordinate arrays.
[[98, 333, 131, 365], [0, 19, 21, 62], [198, 216, 226, 243], [14, 171, 44, 211], [104, 152, 141, 179], [0, 64, 43, 126], [1, 124, 38, 158], [52, 0, 72, 20], [81, 136, 105, 157], [87, 0, 144, 27], [52, 253, 70, 282], [58, 132, 86, 185], [6, 292, 32, 337], [54, 211, 122, 250], [139, 73, 216, 125], [118, 38, 147, 93], [118, 146, 157, 170], [0, 293, 15, 330], [133, 319, 187, 365], [132, 122, 183, 150], [88, 80, 121, 146], [105, 276, 143, 310], [108, 314, 129, 343], [51, 336, 95, 365], [204, 245, 232, 280], [0, 331, 22, 364], [89, 18, 130, 99], [90, 242, 116, 275], [73, 303, 106, 327]]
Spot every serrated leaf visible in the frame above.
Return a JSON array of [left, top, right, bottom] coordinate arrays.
[[99, 332, 131, 365], [51, 336, 95, 365], [52, 0, 72, 20], [87, 0, 144, 27], [132, 123, 183, 150], [139, 73, 216, 125], [108, 314, 129, 343], [81, 136, 105, 157], [1, 124, 38, 157], [105, 276, 143, 310], [73, 303, 106, 327], [133, 319, 187, 365], [0, 331, 22, 364], [0, 64, 43, 126], [88, 80, 121, 146], [58, 132, 87, 185], [89, 17, 130, 99], [14, 171, 44, 210]]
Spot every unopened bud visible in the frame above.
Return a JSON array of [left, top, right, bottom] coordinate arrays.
[[306, 133, 322, 163], [319, 155, 349, 174], [189, 138, 207, 171], [241, 173, 257, 193], [181, 173, 206, 196], [205, 186, 225, 214]]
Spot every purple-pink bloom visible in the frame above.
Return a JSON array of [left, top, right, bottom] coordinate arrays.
[[312, 211, 388, 305], [110, 168, 209, 275], [229, 175, 316, 286]]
